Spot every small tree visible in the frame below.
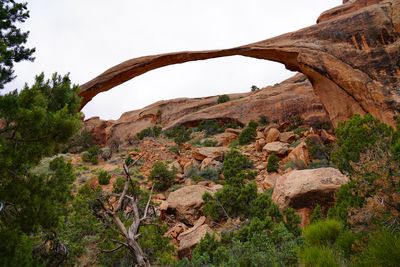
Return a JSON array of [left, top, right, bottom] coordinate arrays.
[[149, 162, 176, 191], [217, 94, 230, 104], [93, 156, 156, 267], [0, 0, 35, 88], [238, 120, 258, 145], [267, 153, 280, 172], [98, 170, 111, 185]]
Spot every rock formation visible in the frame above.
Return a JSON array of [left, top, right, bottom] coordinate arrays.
[[80, 0, 400, 128], [272, 167, 349, 210], [84, 74, 329, 144]]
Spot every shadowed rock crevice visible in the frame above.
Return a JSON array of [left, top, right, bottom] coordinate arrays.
[[80, 0, 400, 127]]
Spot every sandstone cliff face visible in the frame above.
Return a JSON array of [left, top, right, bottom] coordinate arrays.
[[85, 74, 329, 144], [80, 0, 400, 127]]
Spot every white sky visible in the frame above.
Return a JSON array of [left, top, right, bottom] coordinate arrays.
[[6, 0, 341, 120]]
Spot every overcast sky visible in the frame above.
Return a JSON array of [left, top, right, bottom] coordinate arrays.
[[6, 0, 341, 120]]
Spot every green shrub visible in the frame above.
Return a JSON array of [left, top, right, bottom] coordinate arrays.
[[66, 129, 95, 152], [163, 125, 192, 145], [310, 204, 323, 223], [136, 126, 162, 140], [81, 145, 100, 164], [303, 220, 343, 247], [355, 228, 400, 267], [168, 145, 180, 154], [250, 85, 260, 92], [267, 153, 280, 172], [198, 167, 219, 181], [203, 183, 258, 221], [98, 170, 111, 185], [222, 149, 253, 182], [196, 120, 224, 136], [331, 114, 392, 173], [238, 120, 258, 145], [298, 246, 339, 267], [258, 115, 270, 126], [283, 208, 301, 236], [283, 159, 306, 170], [217, 94, 230, 104], [149, 161, 176, 191], [125, 155, 134, 166], [202, 139, 218, 147], [334, 231, 357, 258]]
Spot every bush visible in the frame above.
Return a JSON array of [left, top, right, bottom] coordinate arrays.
[[238, 120, 258, 145], [81, 145, 100, 164], [217, 94, 230, 104], [222, 149, 253, 182], [298, 246, 339, 267], [198, 167, 219, 181], [98, 170, 111, 185], [168, 145, 180, 154], [303, 220, 343, 247], [250, 85, 260, 92], [258, 115, 270, 126], [125, 155, 134, 166], [149, 162, 176, 191], [163, 125, 192, 145], [196, 120, 224, 136], [136, 126, 162, 140], [267, 153, 280, 172], [331, 114, 392, 173], [66, 129, 95, 152], [355, 228, 400, 267]]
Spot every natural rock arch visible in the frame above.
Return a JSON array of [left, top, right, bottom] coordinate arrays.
[[80, 0, 400, 127]]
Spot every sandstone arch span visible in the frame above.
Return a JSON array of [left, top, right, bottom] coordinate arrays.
[[80, 0, 400, 126]]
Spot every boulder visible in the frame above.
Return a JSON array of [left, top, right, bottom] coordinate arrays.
[[256, 131, 264, 140], [263, 141, 289, 155], [192, 147, 229, 162], [287, 141, 310, 167], [225, 128, 242, 135], [264, 128, 280, 143], [166, 185, 218, 225], [169, 160, 183, 174], [183, 160, 200, 177], [272, 167, 348, 209], [165, 223, 189, 240], [200, 158, 222, 171], [255, 138, 266, 152], [178, 224, 213, 259], [279, 131, 296, 143], [213, 132, 237, 146], [320, 129, 336, 143]]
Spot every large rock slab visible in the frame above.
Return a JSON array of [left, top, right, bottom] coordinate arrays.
[[272, 167, 348, 209], [178, 224, 213, 259], [263, 141, 289, 155], [166, 185, 218, 225], [192, 147, 229, 161]]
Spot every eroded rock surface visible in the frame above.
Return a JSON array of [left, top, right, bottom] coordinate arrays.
[[272, 167, 349, 209]]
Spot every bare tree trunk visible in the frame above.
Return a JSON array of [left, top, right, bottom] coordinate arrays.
[[95, 155, 155, 267]]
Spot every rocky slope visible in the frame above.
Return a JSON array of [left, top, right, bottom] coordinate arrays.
[[80, 0, 400, 128], [84, 74, 330, 144]]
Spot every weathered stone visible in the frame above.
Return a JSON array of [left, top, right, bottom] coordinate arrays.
[[287, 141, 310, 167], [272, 167, 348, 209], [264, 128, 280, 143], [263, 141, 289, 155], [192, 147, 229, 162], [177, 224, 213, 259], [255, 138, 266, 152], [213, 132, 238, 146], [279, 131, 296, 143], [166, 185, 216, 225]]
